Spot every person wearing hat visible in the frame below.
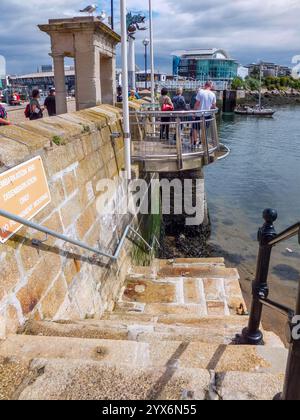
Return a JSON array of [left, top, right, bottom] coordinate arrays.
[[44, 88, 57, 117]]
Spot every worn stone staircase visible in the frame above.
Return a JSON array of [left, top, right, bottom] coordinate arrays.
[[0, 258, 287, 400]]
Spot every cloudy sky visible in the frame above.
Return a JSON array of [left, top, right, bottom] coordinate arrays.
[[0, 0, 299, 75]]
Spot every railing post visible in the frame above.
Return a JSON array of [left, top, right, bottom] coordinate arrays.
[[211, 115, 219, 149], [281, 283, 300, 400], [240, 208, 278, 345], [176, 116, 183, 170], [201, 114, 209, 165]]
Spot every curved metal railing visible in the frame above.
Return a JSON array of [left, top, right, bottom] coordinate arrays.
[[130, 109, 219, 170], [238, 209, 300, 400]]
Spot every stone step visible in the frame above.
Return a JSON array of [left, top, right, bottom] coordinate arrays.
[[1, 355, 285, 400], [120, 274, 245, 316], [157, 258, 226, 268], [128, 259, 230, 280], [215, 371, 285, 400], [157, 265, 240, 279], [0, 335, 288, 375], [13, 358, 213, 400], [23, 319, 284, 348]]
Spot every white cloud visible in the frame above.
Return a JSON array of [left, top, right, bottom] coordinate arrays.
[[0, 0, 299, 74]]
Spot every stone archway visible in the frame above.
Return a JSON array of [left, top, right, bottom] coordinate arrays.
[[39, 17, 121, 114]]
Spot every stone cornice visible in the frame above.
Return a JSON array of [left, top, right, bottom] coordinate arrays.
[[39, 18, 121, 44]]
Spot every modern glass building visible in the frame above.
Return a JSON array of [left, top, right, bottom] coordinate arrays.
[[172, 49, 238, 88]]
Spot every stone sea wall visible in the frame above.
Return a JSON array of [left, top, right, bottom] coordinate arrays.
[[0, 105, 133, 339]]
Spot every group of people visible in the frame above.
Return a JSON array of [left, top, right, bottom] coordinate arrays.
[[0, 88, 57, 127], [159, 81, 217, 146], [25, 88, 56, 120]]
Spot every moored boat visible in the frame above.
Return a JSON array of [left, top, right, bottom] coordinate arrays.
[[235, 106, 276, 116]]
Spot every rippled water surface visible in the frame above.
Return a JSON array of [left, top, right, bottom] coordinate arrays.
[[205, 106, 300, 319]]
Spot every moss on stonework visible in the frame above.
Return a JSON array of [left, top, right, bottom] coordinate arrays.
[[131, 174, 162, 267], [131, 211, 161, 267]]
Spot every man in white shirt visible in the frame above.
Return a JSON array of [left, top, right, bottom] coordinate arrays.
[[195, 81, 217, 111], [192, 81, 217, 146]]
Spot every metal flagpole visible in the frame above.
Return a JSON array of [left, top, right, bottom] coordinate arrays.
[[120, 0, 131, 179], [149, 0, 155, 105]]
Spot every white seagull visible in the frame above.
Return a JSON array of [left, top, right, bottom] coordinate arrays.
[[80, 4, 98, 16]]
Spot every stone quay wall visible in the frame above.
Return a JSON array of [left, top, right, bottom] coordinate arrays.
[[0, 105, 132, 339]]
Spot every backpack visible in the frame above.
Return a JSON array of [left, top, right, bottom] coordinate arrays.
[[24, 104, 31, 119], [173, 95, 186, 111]]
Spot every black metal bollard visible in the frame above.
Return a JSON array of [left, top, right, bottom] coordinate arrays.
[[241, 209, 278, 345], [281, 283, 300, 400]]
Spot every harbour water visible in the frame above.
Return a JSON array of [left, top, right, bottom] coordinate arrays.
[[205, 106, 300, 336]]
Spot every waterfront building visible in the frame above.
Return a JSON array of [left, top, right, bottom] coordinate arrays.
[[247, 62, 292, 78], [9, 69, 76, 94], [172, 48, 238, 89], [116, 68, 168, 90], [0, 55, 6, 89]]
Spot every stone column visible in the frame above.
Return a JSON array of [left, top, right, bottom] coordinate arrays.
[[100, 54, 115, 105], [74, 34, 101, 110], [51, 53, 67, 115]]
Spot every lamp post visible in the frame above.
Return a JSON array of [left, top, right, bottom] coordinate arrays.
[[120, 0, 131, 179], [149, 0, 155, 104], [143, 39, 150, 90]]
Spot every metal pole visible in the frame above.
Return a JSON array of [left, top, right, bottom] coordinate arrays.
[[111, 0, 114, 30], [145, 44, 148, 90], [149, 0, 155, 104], [0, 208, 115, 260], [128, 37, 136, 91], [281, 283, 300, 400], [241, 209, 278, 345], [120, 0, 132, 179]]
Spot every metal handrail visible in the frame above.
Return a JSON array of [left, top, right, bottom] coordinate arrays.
[[0, 209, 159, 262], [268, 222, 300, 246], [239, 208, 300, 400], [130, 109, 220, 166]]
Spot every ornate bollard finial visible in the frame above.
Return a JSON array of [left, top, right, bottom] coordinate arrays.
[[263, 208, 278, 225]]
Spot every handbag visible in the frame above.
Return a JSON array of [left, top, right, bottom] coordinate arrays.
[[161, 98, 174, 112]]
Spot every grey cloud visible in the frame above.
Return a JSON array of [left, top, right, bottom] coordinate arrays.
[[0, 0, 299, 74]]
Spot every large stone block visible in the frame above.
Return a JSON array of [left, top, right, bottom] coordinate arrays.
[[60, 193, 84, 229], [19, 213, 64, 272], [41, 275, 67, 319], [17, 254, 62, 315], [0, 250, 21, 296], [63, 170, 77, 197], [0, 137, 30, 169], [76, 203, 97, 240]]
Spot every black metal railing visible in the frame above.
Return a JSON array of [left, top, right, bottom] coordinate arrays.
[[238, 208, 300, 400]]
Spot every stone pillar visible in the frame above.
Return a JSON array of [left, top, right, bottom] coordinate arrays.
[[74, 35, 101, 110], [52, 54, 67, 115], [100, 55, 115, 105], [159, 169, 211, 259]]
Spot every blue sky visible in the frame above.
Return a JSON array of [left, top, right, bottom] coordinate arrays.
[[0, 0, 299, 75]]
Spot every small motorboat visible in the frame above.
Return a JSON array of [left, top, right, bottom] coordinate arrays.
[[235, 105, 275, 117]]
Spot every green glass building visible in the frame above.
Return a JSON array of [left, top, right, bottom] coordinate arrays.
[[172, 49, 238, 88]]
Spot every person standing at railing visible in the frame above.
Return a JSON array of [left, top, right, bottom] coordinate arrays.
[[192, 81, 217, 147], [159, 87, 174, 141], [172, 87, 187, 111]]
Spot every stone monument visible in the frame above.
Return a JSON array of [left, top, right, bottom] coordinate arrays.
[[39, 17, 121, 114]]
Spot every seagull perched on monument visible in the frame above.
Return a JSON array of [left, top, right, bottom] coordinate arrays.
[[80, 4, 98, 16]]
